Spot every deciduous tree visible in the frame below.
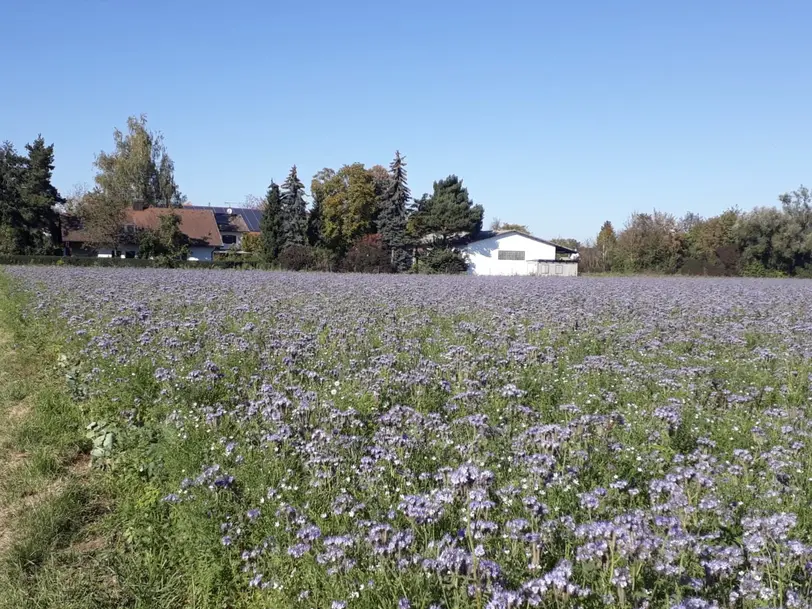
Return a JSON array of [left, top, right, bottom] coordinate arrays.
[[80, 115, 185, 249], [552, 237, 580, 250], [595, 221, 617, 270], [308, 168, 335, 247], [321, 164, 377, 255], [490, 219, 530, 234], [93, 114, 184, 209], [616, 211, 683, 273], [138, 212, 189, 261]]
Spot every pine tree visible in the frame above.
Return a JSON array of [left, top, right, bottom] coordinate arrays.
[[260, 181, 284, 262], [0, 137, 63, 254], [378, 151, 411, 271], [20, 136, 63, 253], [413, 175, 483, 246], [281, 165, 307, 247]]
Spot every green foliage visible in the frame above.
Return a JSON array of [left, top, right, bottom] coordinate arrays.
[[740, 260, 788, 278], [735, 187, 812, 275], [306, 197, 323, 247], [137, 213, 190, 263], [77, 115, 184, 250], [491, 219, 530, 234], [307, 168, 335, 248], [320, 163, 377, 255], [277, 245, 332, 271], [614, 211, 683, 273], [240, 232, 261, 254], [421, 247, 468, 274], [411, 175, 483, 245], [595, 186, 812, 276], [280, 166, 308, 247], [595, 220, 617, 271], [0, 138, 63, 255], [93, 115, 184, 209], [259, 181, 283, 262], [378, 152, 412, 271], [0, 255, 262, 269], [340, 234, 393, 273], [552, 236, 580, 250]]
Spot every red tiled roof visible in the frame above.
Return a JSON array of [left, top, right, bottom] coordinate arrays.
[[63, 207, 223, 247]]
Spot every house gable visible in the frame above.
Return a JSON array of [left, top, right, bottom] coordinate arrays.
[[462, 231, 575, 276]]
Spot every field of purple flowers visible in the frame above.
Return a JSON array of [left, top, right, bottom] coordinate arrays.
[[6, 267, 812, 608]]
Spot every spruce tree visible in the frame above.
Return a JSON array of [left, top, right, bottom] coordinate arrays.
[[0, 142, 26, 253], [281, 165, 307, 247], [21, 136, 63, 253], [307, 195, 323, 246], [260, 181, 284, 262], [378, 151, 411, 271]]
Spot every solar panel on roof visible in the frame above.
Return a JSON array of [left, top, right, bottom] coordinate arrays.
[[187, 205, 263, 232]]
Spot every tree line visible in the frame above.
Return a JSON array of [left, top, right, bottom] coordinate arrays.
[[2, 116, 486, 273], [564, 187, 812, 277], [2, 114, 811, 277], [256, 154, 484, 273]]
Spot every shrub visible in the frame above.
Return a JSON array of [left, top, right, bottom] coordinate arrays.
[[241, 233, 261, 254], [277, 245, 332, 272], [679, 258, 725, 277], [341, 235, 393, 274], [0, 255, 154, 267], [421, 248, 469, 274], [0, 255, 263, 270], [741, 261, 787, 278]]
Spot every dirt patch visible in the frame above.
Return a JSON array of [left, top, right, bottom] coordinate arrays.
[[6, 400, 31, 423], [0, 507, 12, 554], [69, 535, 106, 554], [68, 453, 92, 476]]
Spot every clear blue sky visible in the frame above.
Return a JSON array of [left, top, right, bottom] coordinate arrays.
[[2, 0, 810, 241]]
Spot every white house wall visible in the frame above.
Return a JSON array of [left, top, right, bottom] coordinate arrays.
[[463, 234, 557, 276]]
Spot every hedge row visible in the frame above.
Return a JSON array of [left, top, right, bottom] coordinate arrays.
[[0, 255, 263, 269]]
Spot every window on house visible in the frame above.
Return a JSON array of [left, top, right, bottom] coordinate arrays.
[[540, 264, 549, 274], [555, 264, 564, 275], [222, 234, 237, 245], [498, 250, 525, 261]]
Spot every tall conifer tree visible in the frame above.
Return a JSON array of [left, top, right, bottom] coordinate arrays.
[[260, 181, 284, 262], [378, 151, 411, 271], [281, 165, 307, 247]]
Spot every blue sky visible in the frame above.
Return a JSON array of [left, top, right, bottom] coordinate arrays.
[[2, 0, 810, 241]]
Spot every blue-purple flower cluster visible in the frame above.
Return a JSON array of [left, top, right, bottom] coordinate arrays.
[[9, 267, 812, 608]]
